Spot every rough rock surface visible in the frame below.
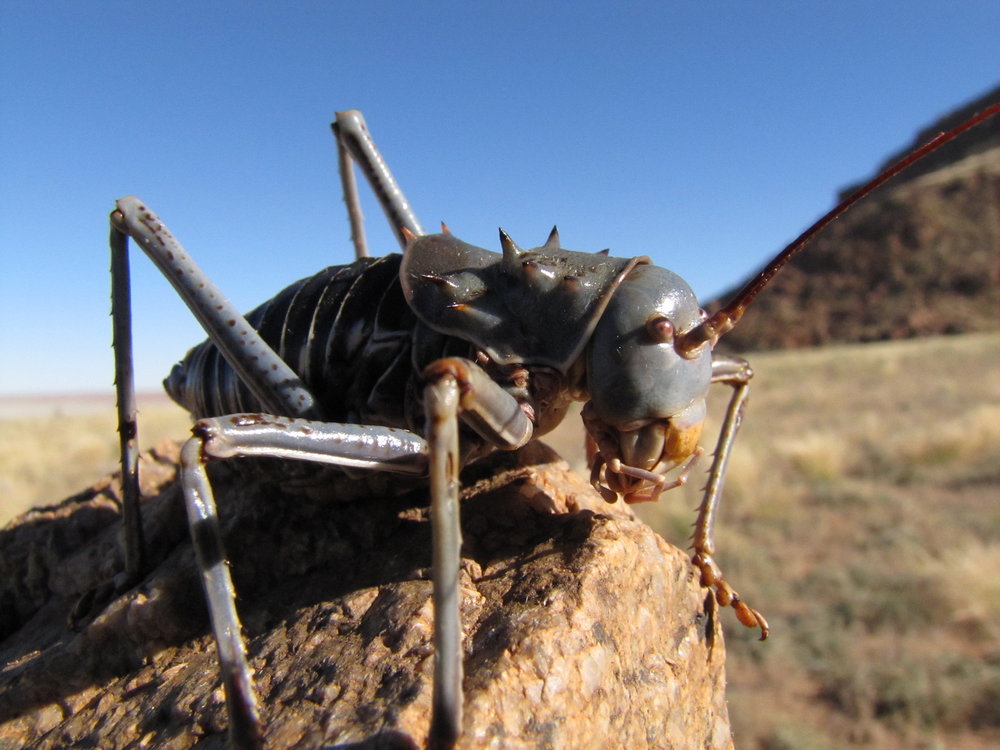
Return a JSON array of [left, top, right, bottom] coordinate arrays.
[[0, 440, 732, 749]]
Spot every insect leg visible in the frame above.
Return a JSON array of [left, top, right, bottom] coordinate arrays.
[[110, 197, 323, 421], [193, 415, 429, 474], [110, 224, 145, 586], [180, 438, 263, 750], [334, 124, 369, 259], [69, 201, 329, 629], [180, 416, 429, 750], [332, 110, 424, 248], [70, 226, 153, 627], [422, 358, 534, 749], [424, 372, 463, 750], [691, 354, 769, 640]]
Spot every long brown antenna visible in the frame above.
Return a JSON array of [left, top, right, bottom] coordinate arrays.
[[676, 101, 1000, 355]]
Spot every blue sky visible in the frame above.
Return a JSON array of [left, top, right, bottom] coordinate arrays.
[[1, 2, 997, 394]]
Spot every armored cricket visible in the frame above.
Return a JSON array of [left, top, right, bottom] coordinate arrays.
[[96, 104, 999, 749]]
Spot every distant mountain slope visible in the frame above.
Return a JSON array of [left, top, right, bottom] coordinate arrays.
[[705, 86, 999, 352]]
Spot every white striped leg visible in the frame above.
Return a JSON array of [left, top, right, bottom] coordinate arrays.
[[180, 439, 263, 750], [180, 416, 429, 749]]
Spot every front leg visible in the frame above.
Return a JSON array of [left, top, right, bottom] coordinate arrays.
[[692, 354, 769, 640]]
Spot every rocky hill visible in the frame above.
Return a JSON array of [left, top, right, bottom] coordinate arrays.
[[705, 85, 999, 352]]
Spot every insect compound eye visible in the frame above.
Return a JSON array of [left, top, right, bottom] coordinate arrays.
[[645, 316, 674, 344]]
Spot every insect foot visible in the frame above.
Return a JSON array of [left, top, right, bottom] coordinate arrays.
[[691, 551, 770, 640], [0, 441, 737, 749]]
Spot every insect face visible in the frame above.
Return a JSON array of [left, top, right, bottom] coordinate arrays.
[[584, 263, 713, 503]]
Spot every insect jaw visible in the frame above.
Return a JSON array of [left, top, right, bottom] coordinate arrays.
[[582, 401, 705, 505]]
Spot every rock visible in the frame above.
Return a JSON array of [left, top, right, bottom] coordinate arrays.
[[0, 440, 732, 749]]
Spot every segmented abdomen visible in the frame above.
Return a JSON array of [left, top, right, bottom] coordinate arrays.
[[164, 254, 471, 431]]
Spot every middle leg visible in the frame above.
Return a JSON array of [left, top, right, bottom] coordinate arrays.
[[181, 357, 533, 749], [422, 357, 534, 748], [181, 416, 430, 750]]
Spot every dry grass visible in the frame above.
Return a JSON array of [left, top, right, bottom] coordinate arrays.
[[1, 333, 997, 749], [0, 393, 192, 526]]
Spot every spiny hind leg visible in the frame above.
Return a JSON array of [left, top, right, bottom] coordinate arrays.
[[69, 200, 326, 629]]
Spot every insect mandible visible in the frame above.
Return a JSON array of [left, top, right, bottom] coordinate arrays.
[[95, 104, 999, 750]]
